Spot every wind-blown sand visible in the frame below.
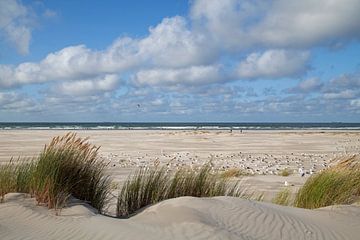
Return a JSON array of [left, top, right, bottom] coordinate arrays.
[[1, 193, 360, 240], [1, 130, 360, 239]]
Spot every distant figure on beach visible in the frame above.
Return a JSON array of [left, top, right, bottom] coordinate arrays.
[[299, 168, 305, 177]]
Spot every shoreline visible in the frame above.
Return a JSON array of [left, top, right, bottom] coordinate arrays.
[[1, 129, 360, 132]]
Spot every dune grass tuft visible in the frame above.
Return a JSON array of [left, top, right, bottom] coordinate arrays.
[[272, 188, 292, 206], [0, 159, 35, 202], [31, 133, 111, 212], [117, 167, 169, 217], [0, 162, 16, 202], [294, 155, 360, 209], [279, 168, 291, 177], [0, 133, 111, 213], [220, 168, 245, 178], [117, 164, 241, 217]]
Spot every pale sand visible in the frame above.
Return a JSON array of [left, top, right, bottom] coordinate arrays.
[[1, 193, 360, 240], [1, 130, 360, 239], [1, 130, 359, 196]]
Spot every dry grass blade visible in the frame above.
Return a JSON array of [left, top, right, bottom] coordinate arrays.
[[294, 154, 360, 209]]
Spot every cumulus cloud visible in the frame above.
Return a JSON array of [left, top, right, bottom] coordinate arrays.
[[54, 74, 120, 96], [288, 77, 323, 93], [323, 90, 356, 100], [296, 78, 322, 92], [0, 91, 40, 112], [325, 72, 360, 91], [0, 16, 215, 88], [0, 42, 138, 88], [132, 65, 225, 86], [2, 0, 359, 89], [350, 99, 360, 108], [137, 16, 216, 68], [191, 0, 360, 50], [1, 0, 360, 120], [237, 50, 310, 79], [0, 0, 34, 55], [284, 72, 360, 116], [319, 72, 360, 100]]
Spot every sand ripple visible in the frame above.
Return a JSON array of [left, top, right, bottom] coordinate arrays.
[[1, 194, 359, 240]]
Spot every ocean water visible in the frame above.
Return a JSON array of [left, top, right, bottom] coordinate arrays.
[[0, 122, 359, 130]]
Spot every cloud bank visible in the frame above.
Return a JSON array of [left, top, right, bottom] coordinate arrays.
[[1, 0, 360, 121]]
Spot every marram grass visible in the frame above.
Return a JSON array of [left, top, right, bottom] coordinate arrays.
[[220, 168, 246, 178], [0, 162, 16, 202], [294, 155, 360, 209], [117, 164, 241, 217], [0, 133, 111, 213], [279, 168, 291, 177], [0, 159, 35, 202], [272, 188, 292, 206], [32, 133, 111, 212]]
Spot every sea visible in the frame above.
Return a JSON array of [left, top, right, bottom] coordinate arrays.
[[0, 122, 359, 131]]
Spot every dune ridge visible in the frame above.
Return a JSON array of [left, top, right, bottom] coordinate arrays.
[[1, 193, 359, 240]]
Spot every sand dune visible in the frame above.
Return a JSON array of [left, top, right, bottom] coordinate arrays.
[[1, 193, 359, 240]]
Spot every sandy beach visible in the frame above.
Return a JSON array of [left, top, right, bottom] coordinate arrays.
[[1, 130, 359, 192], [1, 130, 360, 239]]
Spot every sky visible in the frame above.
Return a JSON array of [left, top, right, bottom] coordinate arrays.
[[0, 0, 360, 122]]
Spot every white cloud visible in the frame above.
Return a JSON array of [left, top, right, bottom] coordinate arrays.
[[0, 0, 33, 55], [350, 99, 360, 108], [288, 77, 323, 93], [327, 73, 360, 89], [297, 78, 322, 92], [132, 65, 225, 86], [323, 90, 356, 99], [0, 91, 39, 112], [54, 74, 120, 96], [191, 0, 360, 50], [0, 16, 215, 88], [237, 50, 310, 79], [138, 16, 216, 68], [0, 42, 137, 88]]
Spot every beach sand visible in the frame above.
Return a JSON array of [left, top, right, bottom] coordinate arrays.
[[1, 130, 359, 195], [1, 193, 360, 240], [0, 130, 360, 239]]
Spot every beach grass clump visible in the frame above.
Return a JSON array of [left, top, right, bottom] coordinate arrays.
[[166, 165, 237, 198], [0, 159, 35, 202], [31, 133, 111, 212], [220, 168, 245, 178], [279, 168, 291, 177], [272, 188, 292, 206], [0, 162, 16, 202], [0, 133, 111, 213], [294, 155, 360, 209], [117, 167, 169, 217], [117, 164, 241, 217], [13, 160, 35, 193]]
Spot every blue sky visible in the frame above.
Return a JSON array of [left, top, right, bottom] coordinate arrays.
[[0, 0, 360, 122]]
